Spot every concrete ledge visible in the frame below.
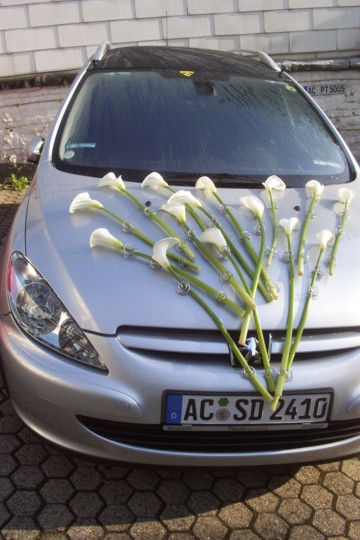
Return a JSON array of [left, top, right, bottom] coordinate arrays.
[[280, 56, 360, 72], [0, 70, 76, 91], [0, 56, 359, 90]]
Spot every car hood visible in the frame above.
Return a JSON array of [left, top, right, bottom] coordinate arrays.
[[25, 162, 360, 335]]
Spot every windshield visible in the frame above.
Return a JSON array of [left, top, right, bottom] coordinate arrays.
[[54, 70, 350, 186]]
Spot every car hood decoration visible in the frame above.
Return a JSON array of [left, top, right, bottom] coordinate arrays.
[[23, 158, 360, 405]]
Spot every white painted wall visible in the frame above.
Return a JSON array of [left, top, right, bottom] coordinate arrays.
[[0, 0, 359, 78]]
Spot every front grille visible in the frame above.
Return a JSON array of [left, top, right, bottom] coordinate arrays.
[[77, 416, 360, 453], [117, 326, 360, 363]]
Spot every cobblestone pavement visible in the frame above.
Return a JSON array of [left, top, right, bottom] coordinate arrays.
[[1, 188, 360, 539]]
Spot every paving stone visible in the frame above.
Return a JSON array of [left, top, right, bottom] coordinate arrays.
[[300, 484, 334, 509], [69, 467, 103, 491], [235, 468, 269, 489], [341, 457, 360, 480], [294, 465, 321, 485], [312, 508, 346, 536], [40, 479, 75, 504], [5, 490, 42, 517], [37, 503, 74, 530], [253, 512, 289, 540], [99, 479, 133, 504], [182, 470, 214, 490], [0, 502, 11, 529], [15, 444, 48, 466], [157, 479, 190, 504], [246, 489, 279, 513], [69, 491, 104, 518], [348, 520, 360, 540], [98, 504, 134, 532], [218, 501, 253, 528], [288, 525, 325, 539], [186, 489, 221, 515], [1, 517, 39, 540], [268, 477, 301, 499], [229, 531, 262, 540], [41, 455, 74, 478], [0, 477, 14, 499], [336, 493, 360, 520], [278, 497, 312, 525], [11, 465, 45, 489], [127, 468, 160, 490], [129, 519, 167, 539], [212, 477, 246, 503], [159, 503, 195, 531], [67, 521, 106, 539], [127, 491, 162, 518], [0, 454, 18, 476], [192, 515, 229, 539], [0, 434, 21, 454], [323, 470, 354, 495]]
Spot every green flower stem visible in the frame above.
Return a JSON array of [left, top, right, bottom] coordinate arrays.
[[101, 208, 200, 271], [149, 185, 273, 302], [287, 248, 324, 368], [197, 206, 273, 303], [271, 233, 295, 411], [121, 189, 196, 260], [211, 192, 278, 300], [239, 218, 266, 346], [266, 189, 278, 267], [168, 267, 273, 403], [297, 194, 317, 276], [170, 265, 245, 318], [220, 247, 275, 391], [181, 222, 256, 310], [329, 202, 349, 276]]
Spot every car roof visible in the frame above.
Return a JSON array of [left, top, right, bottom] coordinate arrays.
[[89, 45, 280, 79]]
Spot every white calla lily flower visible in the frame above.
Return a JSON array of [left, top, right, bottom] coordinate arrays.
[[195, 176, 217, 194], [89, 228, 124, 250], [305, 179, 324, 199], [239, 195, 264, 219], [199, 227, 228, 251], [160, 202, 186, 223], [262, 175, 286, 192], [99, 172, 126, 192], [338, 187, 356, 205], [167, 190, 202, 208], [279, 217, 300, 237], [316, 229, 334, 250], [142, 172, 169, 189], [152, 237, 180, 268], [69, 192, 104, 214]]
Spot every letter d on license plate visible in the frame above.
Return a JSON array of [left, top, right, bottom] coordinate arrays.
[[164, 392, 331, 430]]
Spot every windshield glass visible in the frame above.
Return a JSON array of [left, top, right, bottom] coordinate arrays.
[[54, 70, 350, 186]]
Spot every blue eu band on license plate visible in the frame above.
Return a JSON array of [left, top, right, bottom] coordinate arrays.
[[164, 392, 331, 431]]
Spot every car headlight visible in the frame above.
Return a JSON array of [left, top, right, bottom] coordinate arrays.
[[7, 252, 107, 371]]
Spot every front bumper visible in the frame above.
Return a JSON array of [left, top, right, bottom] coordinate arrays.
[[1, 314, 360, 467]]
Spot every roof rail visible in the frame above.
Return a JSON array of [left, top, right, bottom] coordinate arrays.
[[92, 41, 111, 63], [231, 49, 281, 72]]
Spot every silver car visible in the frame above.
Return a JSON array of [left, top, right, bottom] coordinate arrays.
[[1, 43, 360, 466]]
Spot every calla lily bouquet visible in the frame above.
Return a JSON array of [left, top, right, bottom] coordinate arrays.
[[69, 173, 355, 410]]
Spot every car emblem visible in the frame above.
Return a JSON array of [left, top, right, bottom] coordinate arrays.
[[229, 333, 272, 369]]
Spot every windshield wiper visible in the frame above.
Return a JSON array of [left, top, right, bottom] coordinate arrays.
[[165, 172, 265, 187]]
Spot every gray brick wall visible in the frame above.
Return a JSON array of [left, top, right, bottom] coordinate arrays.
[[0, 0, 359, 78]]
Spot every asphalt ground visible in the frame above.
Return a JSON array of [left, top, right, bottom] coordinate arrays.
[[0, 187, 360, 539]]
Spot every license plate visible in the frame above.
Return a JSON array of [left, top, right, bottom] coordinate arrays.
[[163, 391, 332, 431]]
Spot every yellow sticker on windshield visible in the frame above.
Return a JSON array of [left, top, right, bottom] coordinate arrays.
[[180, 71, 194, 77]]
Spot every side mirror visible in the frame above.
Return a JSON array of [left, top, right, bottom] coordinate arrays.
[[27, 136, 45, 164]]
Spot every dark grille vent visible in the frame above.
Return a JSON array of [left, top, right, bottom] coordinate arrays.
[[77, 416, 360, 453]]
